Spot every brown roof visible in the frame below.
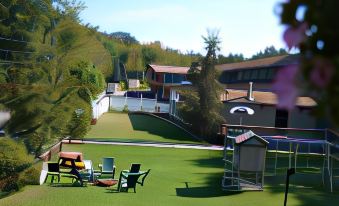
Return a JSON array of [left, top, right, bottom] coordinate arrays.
[[235, 131, 268, 145], [216, 55, 299, 72], [148, 64, 190, 74], [225, 89, 317, 107]]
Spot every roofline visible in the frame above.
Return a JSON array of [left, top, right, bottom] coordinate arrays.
[[216, 54, 299, 72], [146, 64, 190, 74]]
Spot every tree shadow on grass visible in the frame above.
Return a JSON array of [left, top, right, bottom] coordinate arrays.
[[128, 113, 199, 143], [176, 173, 243, 198], [176, 155, 240, 198], [188, 156, 224, 169]]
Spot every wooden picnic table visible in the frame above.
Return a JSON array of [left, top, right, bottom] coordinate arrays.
[[58, 152, 84, 186]]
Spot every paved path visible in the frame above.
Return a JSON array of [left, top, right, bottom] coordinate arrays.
[[62, 139, 224, 151]]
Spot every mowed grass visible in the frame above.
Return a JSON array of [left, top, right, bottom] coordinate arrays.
[[1, 144, 339, 206], [85, 112, 201, 144]]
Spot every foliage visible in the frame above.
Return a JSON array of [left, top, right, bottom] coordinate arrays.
[[18, 166, 40, 186], [217, 53, 244, 64], [122, 105, 129, 113], [141, 46, 158, 65], [67, 61, 105, 98], [0, 137, 33, 192], [67, 105, 91, 138], [119, 80, 128, 91], [100, 36, 199, 72], [109, 31, 139, 45], [251, 45, 287, 60], [278, 0, 339, 125], [0, 0, 108, 156], [138, 80, 149, 90], [53, 0, 87, 22], [177, 90, 201, 132], [180, 30, 225, 141]]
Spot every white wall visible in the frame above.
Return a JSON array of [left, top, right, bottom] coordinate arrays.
[[92, 92, 110, 119], [223, 102, 318, 129], [223, 103, 276, 126]]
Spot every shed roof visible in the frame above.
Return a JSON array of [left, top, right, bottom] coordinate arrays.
[[216, 55, 299, 72], [235, 131, 269, 145], [147, 64, 190, 74], [225, 89, 317, 107]]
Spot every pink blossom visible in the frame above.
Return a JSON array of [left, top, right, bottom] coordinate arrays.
[[283, 22, 308, 50], [310, 58, 334, 88], [272, 65, 299, 110]]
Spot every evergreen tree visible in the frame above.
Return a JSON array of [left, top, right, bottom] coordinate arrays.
[[197, 30, 225, 139], [181, 30, 225, 141]]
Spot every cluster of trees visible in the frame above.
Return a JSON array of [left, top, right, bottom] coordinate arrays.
[[251, 45, 287, 60], [0, 1, 110, 194], [0, 0, 111, 193], [99, 32, 200, 73], [217, 46, 287, 64]]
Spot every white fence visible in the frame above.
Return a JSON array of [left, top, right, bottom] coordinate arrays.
[[92, 93, 110, 119], [109, 95, 169, 112]]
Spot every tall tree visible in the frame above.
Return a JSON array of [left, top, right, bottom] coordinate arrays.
[[197, 30, 225, 138], [180, 30, 225, 141]]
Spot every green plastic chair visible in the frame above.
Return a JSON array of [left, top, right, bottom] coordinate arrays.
[[97, 157, 116, 178]]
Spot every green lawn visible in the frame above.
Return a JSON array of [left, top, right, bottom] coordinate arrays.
[[85, 112, 201, 144], [1, 144, 338, 206]]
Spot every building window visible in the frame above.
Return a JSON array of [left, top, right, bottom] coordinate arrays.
[[230, 72, 238, 82], [251, 69, 259, 79], [237, 71, 243, 81], [258, 69, 267, 80], [275, 109, 289, 128], [266, 68, 275, 80], [243, 70, 251, 80]]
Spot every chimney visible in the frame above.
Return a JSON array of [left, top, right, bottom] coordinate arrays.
[[247, 82, 255, 101]]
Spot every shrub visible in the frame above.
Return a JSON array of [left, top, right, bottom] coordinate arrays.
[[122, 105, 129, 113], [119, 81, 128, 91], [0, 175, 19, 192], [0, 138, 33, 192], [18, 167, 40, 187]]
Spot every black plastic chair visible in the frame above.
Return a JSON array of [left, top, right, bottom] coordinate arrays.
[[121, 163, 141, 175], [137, 169, 151, 186], [117, 169, 150, 193]]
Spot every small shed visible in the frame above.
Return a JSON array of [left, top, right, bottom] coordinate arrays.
[[234, 131, 269, 172], [222, 130, 269, 191]]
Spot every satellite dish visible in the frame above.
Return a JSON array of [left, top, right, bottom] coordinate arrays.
[[230, 106, 254, 115]]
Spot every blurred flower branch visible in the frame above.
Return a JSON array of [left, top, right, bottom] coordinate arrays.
[[274, 0, 339, 126]]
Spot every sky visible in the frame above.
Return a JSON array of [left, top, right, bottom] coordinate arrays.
[[80, 0, 287, 58]]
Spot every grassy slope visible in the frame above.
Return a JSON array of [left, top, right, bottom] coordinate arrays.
[[85, 112, 200, 144], [1, 144, 338, 206]]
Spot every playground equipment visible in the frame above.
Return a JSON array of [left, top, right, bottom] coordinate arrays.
[[222, 131, 268, 191], [221, 124, 339, 192], [325, 129, 339, 192]]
